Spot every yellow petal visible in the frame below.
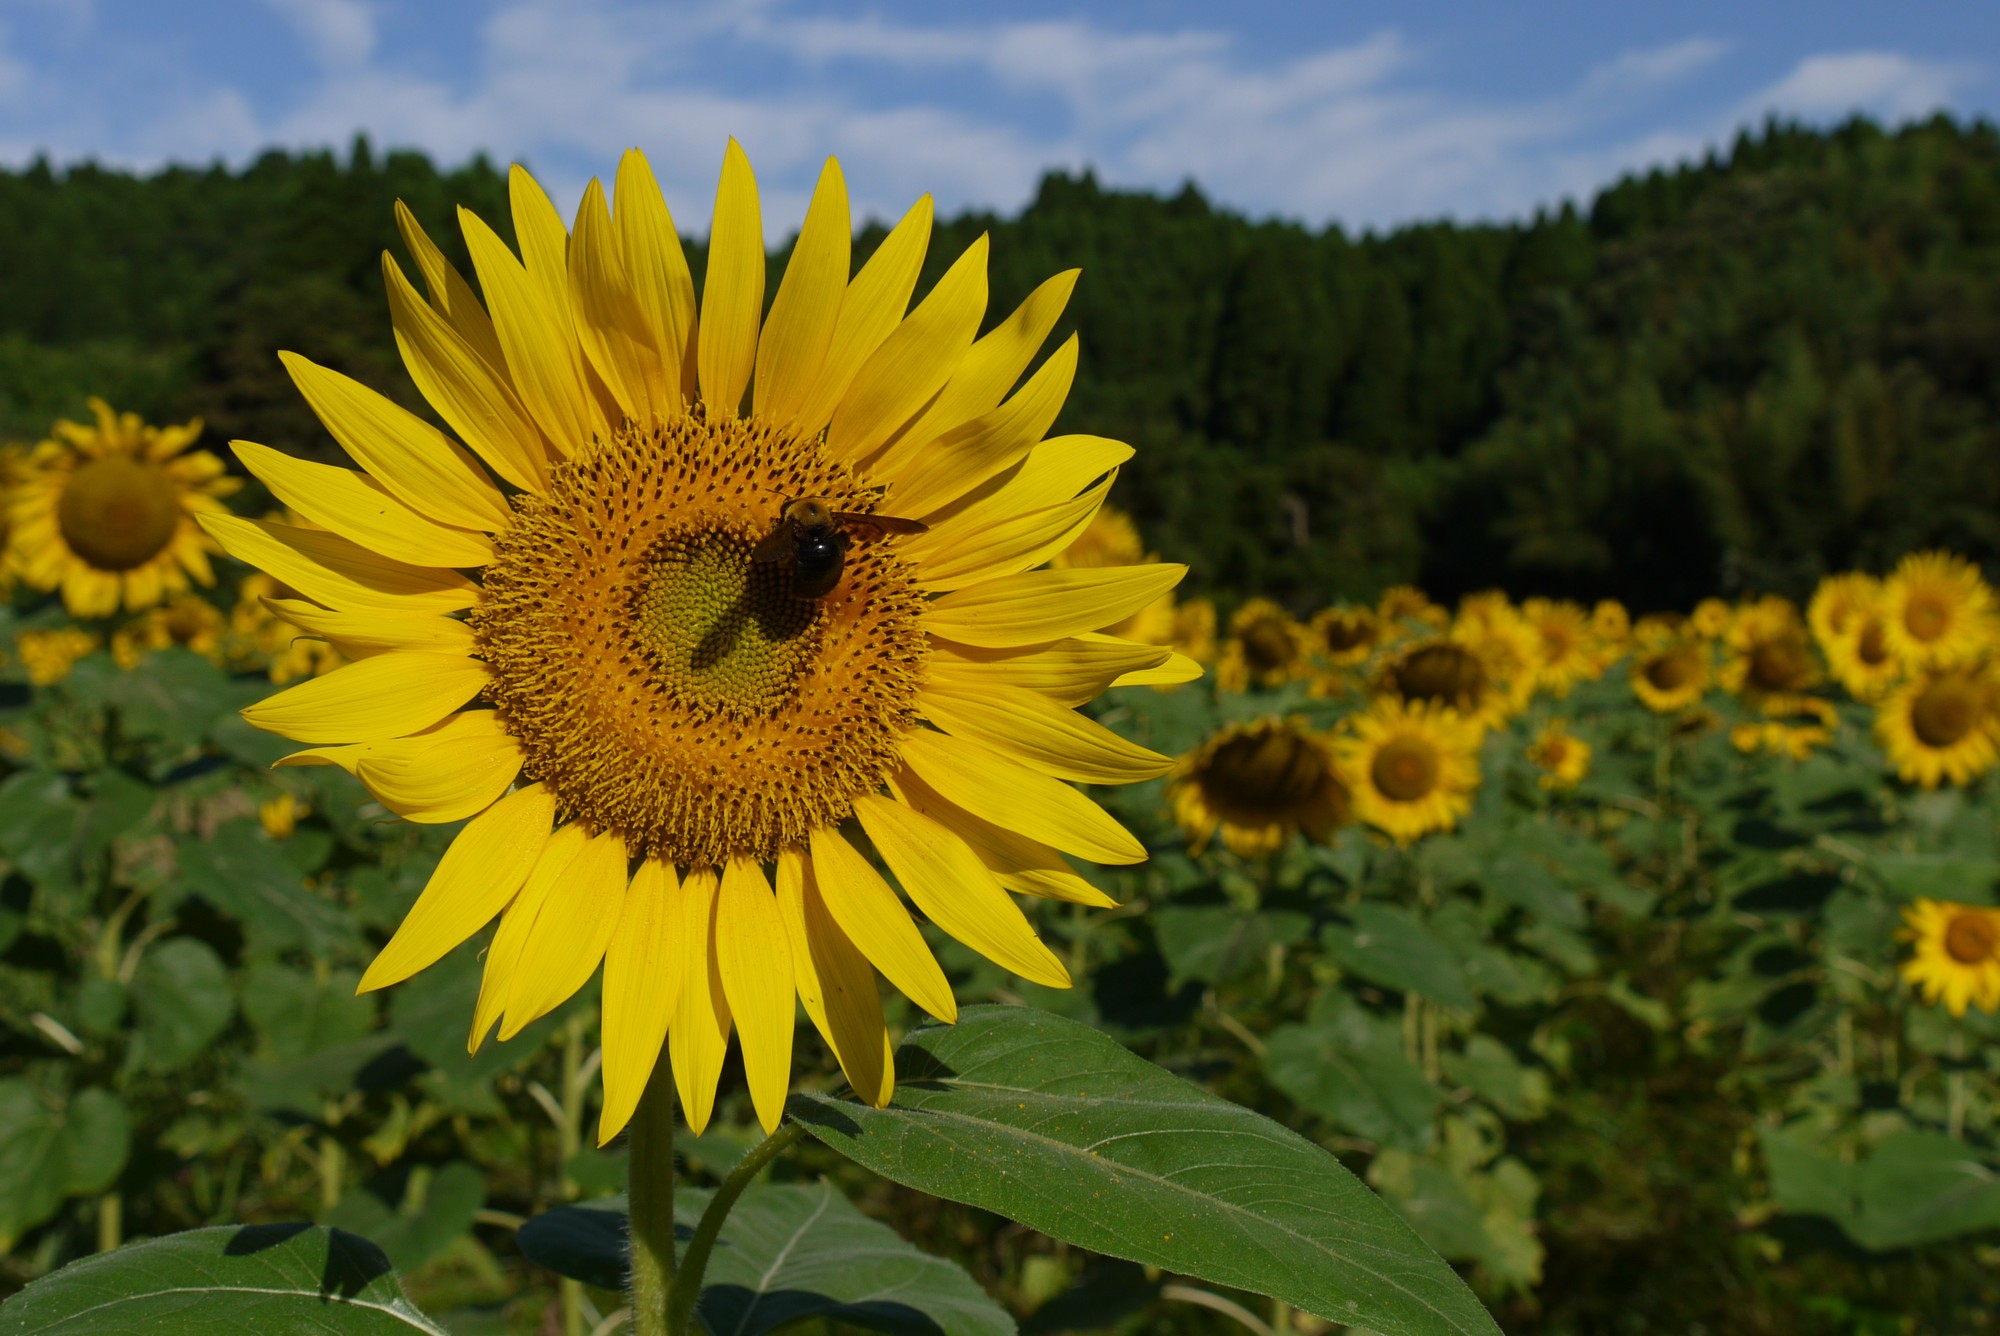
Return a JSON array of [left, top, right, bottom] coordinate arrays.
[[908, 479, 1108, 590], [358, 720, 525, 824], [893, 768, 1116, 908], [698, 139, 763, 419], [470, 822, 589, 1052], [920, 678, 1174, 784], [924, 565, 1186, 647], [855, 794, 1070, 989], [242, 651, 489, 744], [790, 194, 933, 437], [461, 206, 598, 457], [597, 857, 681, 1145], [201, 515, 478, 618], [569, 177, 666, 423], [232, 441, 495, 569], [394, 199, 510, 378], [753, 158, 850, 426], [893, 269, 1079, 459], [501, 829, 630, 1039], [829, 233, 988, 467], [277, 351, 514, 530], [807, 825, 956, 1023], [668, 867, 732, 1135], [715, 858, 796, 1134], [779, 848, 892, 1108], [359, 782, 557, 991], [928, 634, 1169, 706], [278, 709, 504, 775], [510, 165, 576, 333], [615, 149, 698, 409], [382, 253, 551, 492], [263, 598, 476, 659], [925, 434, 1132, 536], [883, 336, 1078, 519], [1113, 651, 1204, 688], [898, 726, 1146, 864]]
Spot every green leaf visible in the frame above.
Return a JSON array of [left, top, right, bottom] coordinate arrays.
[[0, 1081, 132, 1251], [1762, 1127, 2000, 1251], [103, 648, 242, 752], [791, 1005, 1496, 1336], [176, 820, 359, 956], [515, 1197, 628, 1291], [1480, 856, 1586, 929], [1438, 1037, 1550, 1121], [0, 770, 84, 891], [129, 938, 234, 1073], [1152, 906, 1311, 988], [324, 1162, 485, 1273], [0, 1223, 445, 1334], [1320, 905, 1477, 1011], [244, 962, 376, 1061], [1264, 993, 1439, 1148]]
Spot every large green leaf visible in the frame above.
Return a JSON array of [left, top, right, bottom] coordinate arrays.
[[0, 1082, 131, 1251], [128, 938, 234, 1073], [0, 770, 84, 892], [0, 1223, 445, 1334], [790, 1005, 1497, 1336], [175, 820, 359, 956], [1762, 1127, 2000, 1251], [324, 1162, 486, 1273], [1264, 993, 1439, 1148], [1320, 905, 1477, 1011], [1152, 906, 1311, 988], [102, 648, 244, 753]]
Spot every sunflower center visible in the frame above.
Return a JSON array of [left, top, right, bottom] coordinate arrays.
[[1242, 617, 1295, 674], [1391, 644, 1486, 708], [1905, 593, 1951, 642], [1644, 646, 1699, 692], [1911, 677, 1982, 749], [1323, 614, 1375, 653], [1202, 728, 1328, 811], [1857, 619, 1889, 666], [474, 411, 927, 867], [1749, 635, 1813, 693], [57, 455, 182, 572], [1944, 909, 1998, 965], [1372, 736, 1440, 803]]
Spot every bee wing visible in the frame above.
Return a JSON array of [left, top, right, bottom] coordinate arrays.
[[834, 512, 929, 537], [751, 524, 795, 563]]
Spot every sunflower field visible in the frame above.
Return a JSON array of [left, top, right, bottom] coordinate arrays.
[[3, 141, 2000, 1336]]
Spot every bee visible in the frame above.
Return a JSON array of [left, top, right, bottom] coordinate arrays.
[[751, 498, 928, 599]]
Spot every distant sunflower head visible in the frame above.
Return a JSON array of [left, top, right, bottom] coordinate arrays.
[[1719, 595, 1819, 709], [1340, 697, 1482, 846], [1825, 605, 1903, 702], [1526, 720, 1591, 791], [1376, 638, 1490, 718], [1630, 636, 1710, 714], [1875, 666, 2000, 789], [1809, 572, 1880, 652], [1312, 605, 1382, 667], [1171, 597, 1218, 663], [111, 593, 226, 670], [1691, 598, 1732, 640], [201, 143, 1182, 1140], [1379, 584, 1449, 630], [1590, 599, 1632, 646], [1521, 597, 1599, 697], [1881, 551, 1995, 670], [1217, 597, 1310, 692], [10, 399, 239, 618], [16, 626, 100, 686], [1900, 898, 2000, 1017], [1168, 718, 1350, 857]]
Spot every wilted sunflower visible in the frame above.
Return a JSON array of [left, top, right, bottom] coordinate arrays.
[[1718, 595, 1819, 710], [111, 593, 226, 670], [1312, 605, 1382, 667], [1900, 898, 2000, 1017], [1630, 634, 1710, 714], [10, 399, 239, 617], [204, 144, 1186, 1139], [1375, 637, 1509, 731], [1520, 598, 1599, 697], [1880, 551, 1994, 670], [1808, 572, 1879, 652], [1217, 597, 1311, 692], [1168, 718, 1350, 857], [1875, 666, 2000, 789], [1525, 720, 1591, 790], [1341, 697, 1482, 845]]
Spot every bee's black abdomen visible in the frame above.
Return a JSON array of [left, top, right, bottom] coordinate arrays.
[[793, 530, 848, 599]]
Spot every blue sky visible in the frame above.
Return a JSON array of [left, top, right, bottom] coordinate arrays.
[[1, 0, 1994, 232]]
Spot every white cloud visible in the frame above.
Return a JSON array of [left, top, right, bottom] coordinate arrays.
[[262, 0, 376, 68], [1749, 50, 1974, 122]]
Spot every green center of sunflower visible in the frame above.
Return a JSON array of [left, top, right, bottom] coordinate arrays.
[[1372, 736, 1440, 803], [1944, 909, 1998, 965], [473, 411, 928, 867], [1391, 643, 1486, 708], [58, 455, 181, 572], [1906, 593, 1950, 642], [1911, 677, 1982, 749]]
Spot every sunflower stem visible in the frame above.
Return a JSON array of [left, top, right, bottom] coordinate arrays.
[[665, 1122, 808, 1336], [627, 1057, 678, 1336]]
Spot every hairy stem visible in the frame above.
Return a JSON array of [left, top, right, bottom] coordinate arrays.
[[627, 1057, 677, 1336], [666, 1121, 808, 1336]]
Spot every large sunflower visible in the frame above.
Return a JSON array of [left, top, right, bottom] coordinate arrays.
[[1168, 718, 1350, 857], [1875, 666, 2000, 789], [1900, 898, 2000, 1017], [1880, 551, 1995, 670], [10, 399, 239, 617], [1339, 697, 1482, 846], [204, 145, 1186, 1140]]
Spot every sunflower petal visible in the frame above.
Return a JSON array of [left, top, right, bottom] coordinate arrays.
[[898, 726, 1146, 864], [570, 177, 666, 422], [855, 794, 1069, 989], [232, 441, 495, 569], [358, 722, 525, 824], [807, 825, 956, 1023], [892, 766, 1117, 908], [925, 564, 1186, 647], [698, 139, 763, 419], [598, 857, 681, 1144], [779, 848, 892, 1107], [715, 858, 796, 1134], [501, 829, 629, 1039], [277, 352, 514, 531], [790, 194, 933, 437], [201, 515, 478, 618], [394, 199, 510, 377], [886, 336, 1079, 518], [614, 149, 698, 408], [909, 479, 1109, 590], [263, 599, 477, 659], [510, 165, 576, 331], [359, 781, 557, 992], [925, 434, 1132, 535], [754, 158, 850, 426], [893, 269, 1079, 458], [242, 651, 488, 744], [461, 207, 598, 457], [920, 678, 1174, 784], [1113, 651, 1204, 688], [927, 634, 1169, 707], [470, 822, 589, 1051], [668, 868, 732, 1135], [830, 234, 988, 467]]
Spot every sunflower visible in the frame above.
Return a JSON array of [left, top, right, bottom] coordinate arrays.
[[226, 573, 348, 684], [1340, 697, 1482, 846], [1900, 898, 2000, 1017], [1876, 666, 2000, 789], [203, 145, 1183, 1140], [111, 592, 226, 670], [1217, 598, 1311, 692], [1380, 584, 1448, 630], [1525, 720, 1591, 791], [1808, 572, 1879, 652], [1168, 718, 1350, 857], [9, 399, 239, 617], [1312, 605, 1382, 668], [16, 626, 100, 686], [1691, 597, 1732, 640], [258, 792, 309, 840], [1824, 603, 1903, 702], [1630, 635, 1710, 714], [1520, 598, 1599, 697], [1730, 700, 1836, 761], [1171, 597, 1217, 663], [1880, 551, 1995, 670], [1590, 599, 1631, 647], [1375, 637, 1509, 731], [1718, 595, 1819, 711]]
